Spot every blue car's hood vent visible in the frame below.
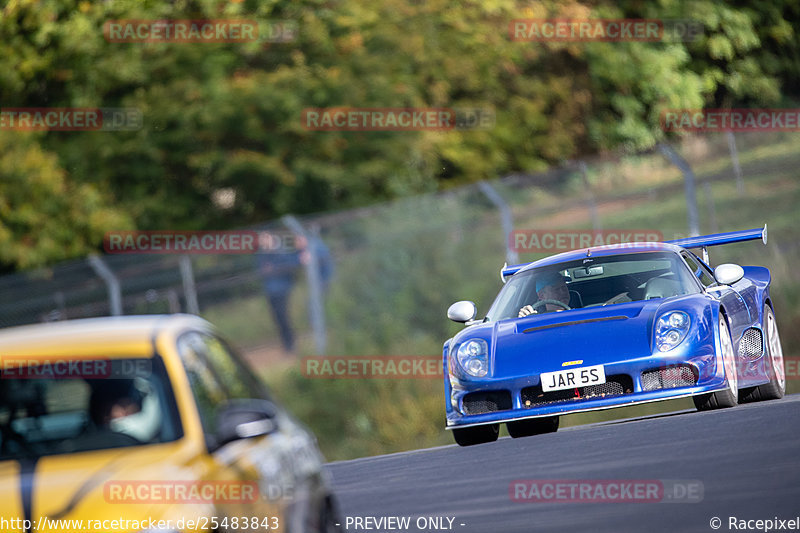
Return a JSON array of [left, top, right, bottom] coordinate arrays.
[[491, 301, 659, 376], [521, 315, 628, 333]]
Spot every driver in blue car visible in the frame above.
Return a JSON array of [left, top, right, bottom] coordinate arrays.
[[518, 271, 570, 317]]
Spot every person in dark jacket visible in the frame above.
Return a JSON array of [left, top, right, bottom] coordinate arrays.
[[256, 231, 309, 354]]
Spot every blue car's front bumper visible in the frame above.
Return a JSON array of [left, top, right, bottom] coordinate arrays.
[[445, 350, 727, 429]]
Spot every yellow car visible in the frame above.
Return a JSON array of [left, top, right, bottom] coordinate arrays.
[[0, 314, 340, 533]]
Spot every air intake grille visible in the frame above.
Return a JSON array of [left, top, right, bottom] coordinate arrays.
[[521, 375, 633, 407], [462, 390, 512, 415], [738, 328, 763, 360], [641, 365, 697, 391], [583, 380, 625, 398]]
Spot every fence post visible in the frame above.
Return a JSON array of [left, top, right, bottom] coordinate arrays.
[[282, 215, 327, 355], [726, 131, 744, 196], [166, 289, 181, 314], [179, 255, 200, 315], [658, 143, 700, 237], [703, 181, 718, 234], [577, 161, 601, 231], [477, 181, 519, 265], [88, 255, 122, 316]]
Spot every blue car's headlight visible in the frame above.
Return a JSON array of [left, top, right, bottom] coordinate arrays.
[[456, 339, 489, 377], [655, 311, 690, 352]]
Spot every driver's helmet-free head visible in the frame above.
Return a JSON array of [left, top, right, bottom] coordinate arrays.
[[534, 271, 571, 309], [535, 271, 567, 293], [89, 378, 161, 442]]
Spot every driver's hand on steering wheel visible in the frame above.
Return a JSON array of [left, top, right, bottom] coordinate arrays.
[[518, 305, 537, 318]]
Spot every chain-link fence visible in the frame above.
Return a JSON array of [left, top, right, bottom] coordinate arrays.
[[2, 132, 799, 362]]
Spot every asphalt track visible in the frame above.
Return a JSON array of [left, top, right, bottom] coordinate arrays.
[[328, 394, 800, 533]]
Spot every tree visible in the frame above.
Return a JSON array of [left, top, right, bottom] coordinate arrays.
[[0, 0, 795, 268]]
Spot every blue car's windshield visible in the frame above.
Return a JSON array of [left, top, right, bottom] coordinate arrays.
[[486, 252, 699, 321]]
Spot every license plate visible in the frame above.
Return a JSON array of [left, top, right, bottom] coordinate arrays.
[[540, 365, 606, 392]]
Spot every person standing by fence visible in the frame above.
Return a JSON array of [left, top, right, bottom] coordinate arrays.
[[256, 230, 309, 355]]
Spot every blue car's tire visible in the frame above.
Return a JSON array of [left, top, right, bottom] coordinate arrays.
[[507, 416, 559, 438], [453, 424, 499, 446], [741, 306, 785, 402], [694, 314, 739, 411]]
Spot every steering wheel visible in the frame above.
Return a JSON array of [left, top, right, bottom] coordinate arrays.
[[530, 299, 571, 312]]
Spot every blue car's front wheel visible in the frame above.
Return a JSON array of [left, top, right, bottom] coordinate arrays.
[[694, 314, 739, 411], [757, 305, 786, 399], [741, 305, 785, 402]]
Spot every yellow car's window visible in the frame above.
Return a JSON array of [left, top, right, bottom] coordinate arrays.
[[201, 336, 263, 400], [176, 332, 227, 432], [0, 358, 180, 459]]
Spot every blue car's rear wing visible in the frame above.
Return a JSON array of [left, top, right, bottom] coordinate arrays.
[[501, 224, 767, 282], [664, 224, 767, 249], [501, 262, 528, 282]]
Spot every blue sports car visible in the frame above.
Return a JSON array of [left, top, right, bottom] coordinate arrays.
[[443, 226, 785, 446]]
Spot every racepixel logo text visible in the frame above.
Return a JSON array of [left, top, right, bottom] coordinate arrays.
[[719, 517, 800, 531]]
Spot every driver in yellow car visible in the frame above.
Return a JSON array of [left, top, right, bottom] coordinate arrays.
[[89, 378, 161, 442], [518, 271, 570, 317]]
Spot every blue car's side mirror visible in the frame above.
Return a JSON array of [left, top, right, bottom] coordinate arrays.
[[447, 301, 477, 323], [714, 263, 744, 285]]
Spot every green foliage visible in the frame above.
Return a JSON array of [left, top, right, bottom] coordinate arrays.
[[264, 366, 450, 461], [2, 0, 797, 268], [0, 130, 130, 269]]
